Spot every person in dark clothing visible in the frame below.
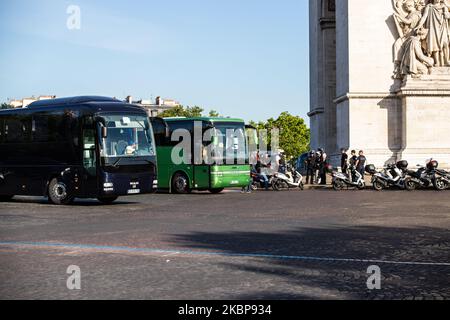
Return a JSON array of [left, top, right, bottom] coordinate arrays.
[[305, 151, 316, 184], [255, 160, 269, 190], [349, 150, 358, 182], [356, 150, 367, 179], [340, 148, 348, 175], [318, 148, 328, 185]]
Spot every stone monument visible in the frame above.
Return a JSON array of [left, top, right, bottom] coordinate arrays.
[[309, 0, 450, 168]]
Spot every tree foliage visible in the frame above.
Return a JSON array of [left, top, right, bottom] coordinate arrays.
[[158, 105, 225, 119], [1, 103, 12, 110], [158, 105, 204, 118], [208, 110, 220, 117], [251, 112, 310, 159]]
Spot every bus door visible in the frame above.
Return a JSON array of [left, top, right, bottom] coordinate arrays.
[[194, 165, 210, 189], [193, 123, 210, 189], [82, 118, 98, 196]]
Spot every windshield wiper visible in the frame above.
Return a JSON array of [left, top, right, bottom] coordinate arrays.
[[111, 157, 123, 168]]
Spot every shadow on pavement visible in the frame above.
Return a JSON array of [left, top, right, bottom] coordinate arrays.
[[170, 225, 450, 300]]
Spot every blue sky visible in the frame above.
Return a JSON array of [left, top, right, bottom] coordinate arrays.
[[0, 0, 309, 123]]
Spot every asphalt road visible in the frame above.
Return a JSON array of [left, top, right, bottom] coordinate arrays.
[[0, 189, 449, 300]]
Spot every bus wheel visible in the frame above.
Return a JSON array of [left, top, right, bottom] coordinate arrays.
[[172, 173, 190, 194], [48, 178, 74, 205], [209, 188, 224, 194], [0, 195, 14, 202], [98, 196, 118, 204]]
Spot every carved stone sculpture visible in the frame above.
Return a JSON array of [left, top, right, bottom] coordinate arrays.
[[392, 0, 450, 78], [399, 28, 435, 77]]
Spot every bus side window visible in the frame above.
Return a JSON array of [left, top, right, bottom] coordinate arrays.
[[83, 128, 96, 176], [0, 118, 3, 143], [150, 117, 169, 146], [32, 114, 50, 142], [5, 116, 31, 143]]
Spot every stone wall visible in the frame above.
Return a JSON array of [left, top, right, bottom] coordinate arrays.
[[309, 0, 450, 168]]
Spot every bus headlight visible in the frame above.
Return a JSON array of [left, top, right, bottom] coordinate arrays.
[[103, 182, 114, 192]]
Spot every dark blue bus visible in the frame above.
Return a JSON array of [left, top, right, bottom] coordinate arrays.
[[0, 96, 157, 205]]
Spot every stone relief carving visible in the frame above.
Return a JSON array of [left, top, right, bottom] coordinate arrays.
[[392, 0, 450, 78]]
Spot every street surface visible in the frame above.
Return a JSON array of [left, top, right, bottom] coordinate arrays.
[[0, 189, 449, 300]]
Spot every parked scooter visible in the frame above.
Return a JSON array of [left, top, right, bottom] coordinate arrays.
[[251, 171, 274, 191], [272, 165, 304, 191], [404, 159, 442, 191], [366, 161, 408, 191], [434, 168, 450, 190], [332, 165, 365, 191]]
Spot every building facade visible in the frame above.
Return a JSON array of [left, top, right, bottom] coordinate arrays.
[[309, 0, 450, 168], [125, 96, 179, 117]]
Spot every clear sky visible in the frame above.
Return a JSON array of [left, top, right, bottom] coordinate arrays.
[[0, 0, 309, 123]]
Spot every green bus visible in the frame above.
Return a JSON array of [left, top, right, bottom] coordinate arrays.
[[150, 117, 253, 194]]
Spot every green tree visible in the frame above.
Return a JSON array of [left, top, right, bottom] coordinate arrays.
[[158, 105, 204, 118], [250, 112, 310, 159], [1, 103, 12, 110], [208, 110, 220, 117]]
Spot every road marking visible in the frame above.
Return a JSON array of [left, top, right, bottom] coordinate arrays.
[[1, 241, 450, 267]]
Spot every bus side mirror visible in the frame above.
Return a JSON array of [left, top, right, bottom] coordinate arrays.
[[165, 126, 170, 139], [102, 127, 108, 139]]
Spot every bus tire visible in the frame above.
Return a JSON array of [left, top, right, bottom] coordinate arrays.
[[209, 188, 224, 194], [48, 178, 74, 205], [98, 196, 118, 204], [0, 195, 13, 202], [172, 173, 190, 194]]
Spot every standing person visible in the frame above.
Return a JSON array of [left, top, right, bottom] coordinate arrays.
[[349, 150, 358, 166], [318, 148, 328, 185], [356, 150, 367, 180], [241, 173, 252, 193], [349, 150, 358, 182], [340, 148, 349, 175], [314, 151, 321, 184], [279, 152, 287, 174], [305, 151, 316, 185]]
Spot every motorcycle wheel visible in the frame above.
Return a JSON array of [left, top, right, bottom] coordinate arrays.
[[272, 180, 281, 191], [299, 182, 304, 191], [274, 180, 286, 191], [357, 181, 365, 190], [433, 178, 448, 191], [404, 178, 417, 191], [251, 183, 258, 191], [333, 180, 345, 191], [372, 180, 384, 191]]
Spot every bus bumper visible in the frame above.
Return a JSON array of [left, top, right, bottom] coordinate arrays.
[[99, 172, 157, 197], [210, 165, 251, 189]]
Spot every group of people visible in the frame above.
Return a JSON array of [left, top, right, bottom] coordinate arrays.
[[304, 148, 329, 185], [304, 149, 367, 185], [340, 149, 367, 183]]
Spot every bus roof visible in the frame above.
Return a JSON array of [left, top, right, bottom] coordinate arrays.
[[0, 96, 147, 115], [27, 96, 121, 108], [163, 117, 245, 123]]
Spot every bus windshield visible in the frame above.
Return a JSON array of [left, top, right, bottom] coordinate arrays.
[[210, 123, 247, 164], [99, 114, 155, 157]]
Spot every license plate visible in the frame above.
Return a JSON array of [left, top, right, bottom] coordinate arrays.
[[127, 189, 140, 194]]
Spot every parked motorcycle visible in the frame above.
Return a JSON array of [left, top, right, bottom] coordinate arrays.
[[272, 165, 304, 191], [366, 161, 408, 191], [404, 159, 442, 191], [434, 168, 450, 190], [251, 172, 275, 191], [332, 165, 365, 191]]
